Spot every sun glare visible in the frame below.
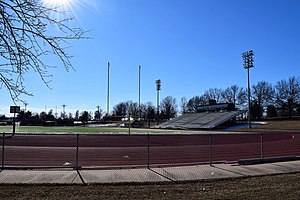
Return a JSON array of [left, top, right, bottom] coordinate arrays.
[[42, 0, 75, 19], [42, 0, 100, 23], [43, 0, 72, 6]]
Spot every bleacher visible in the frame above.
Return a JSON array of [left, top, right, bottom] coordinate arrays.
[[156, 110, 244, 130]]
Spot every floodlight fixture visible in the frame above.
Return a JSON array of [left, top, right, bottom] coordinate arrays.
[[242, 50, 254, 69], [62, 104, 66, 119], [242, 50, 254, 128], [156, 79, 161, 91]]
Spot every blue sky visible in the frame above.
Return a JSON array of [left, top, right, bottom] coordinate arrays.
[[1, 0, 300, 116]]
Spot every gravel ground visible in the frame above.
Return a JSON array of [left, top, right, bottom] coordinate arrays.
[[0, 172, 300, 199]]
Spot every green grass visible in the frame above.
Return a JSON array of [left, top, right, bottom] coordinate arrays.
[[0, 125, 178, 134]]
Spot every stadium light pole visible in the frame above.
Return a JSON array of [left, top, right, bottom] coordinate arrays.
[[156, 79, 161, 125], [242, 50, 254, 129]]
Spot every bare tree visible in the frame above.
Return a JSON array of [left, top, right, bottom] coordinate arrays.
[[222, 85, 240, 105], [141, 102, 156, 126], [74, 110, 80, 120], [187, 95, 207, 113], [126, 101, 139, 117], [204, 88, 223, 103], [0, 0, 86, 102], [94, 107, 103, 121], [251, 81, 274, 119], [112, 102, 127, 117], [80, 111, 90, 124], [160, 96, 177, 120], [275, 76, 300, 119], [236, 88, 247, 110], [180, 97, 188, 114]]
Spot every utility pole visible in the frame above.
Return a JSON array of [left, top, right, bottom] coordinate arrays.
[[242, 50, 254, 129], [24, 102, 28, 119], [24, 102, 28, 113], [138, 65, 141, 120], [107, 62, 110, 116], [96, 105, 100, 121]]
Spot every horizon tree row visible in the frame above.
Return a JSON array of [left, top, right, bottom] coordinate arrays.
[[4, 76, 299, 123], [110, 76, 300, 121], [183, 76, 300, 119], [16, 109, 104, 125]]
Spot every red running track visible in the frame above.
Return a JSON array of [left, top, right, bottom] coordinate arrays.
[[0, 133, 299, 168]]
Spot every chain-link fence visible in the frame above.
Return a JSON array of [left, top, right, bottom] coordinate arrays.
[[0, 132, 299, 170]]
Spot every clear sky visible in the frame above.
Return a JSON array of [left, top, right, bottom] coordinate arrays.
[[1, 0, 300, 116]]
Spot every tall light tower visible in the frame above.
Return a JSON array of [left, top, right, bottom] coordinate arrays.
[[242, 50, 254, 128], [156, 79, 161, 125]]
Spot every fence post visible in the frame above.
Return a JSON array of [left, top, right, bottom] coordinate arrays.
[[1, 132, 5, 169], [209, 134, 213, 166], [76, 134, 79, 170], [260, 133, 264, 160], [147, 133, 150, 169]]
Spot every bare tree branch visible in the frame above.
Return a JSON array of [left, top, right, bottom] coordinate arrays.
[[0, 0, 88, 103]]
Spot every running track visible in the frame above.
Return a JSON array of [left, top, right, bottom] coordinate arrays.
[[1, 133, 300, 168]]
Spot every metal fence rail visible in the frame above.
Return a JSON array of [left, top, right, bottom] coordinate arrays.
[[0, 132, 299, 170]]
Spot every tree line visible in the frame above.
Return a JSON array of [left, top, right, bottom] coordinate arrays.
[[1, 75, 299, 125], [14, 109, 103, 125], [111, 76, 300, 121]]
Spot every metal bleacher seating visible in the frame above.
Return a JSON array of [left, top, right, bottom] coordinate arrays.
[[156, 110, 244, 130]]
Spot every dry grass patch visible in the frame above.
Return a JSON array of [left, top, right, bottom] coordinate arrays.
[[239, 120, 300, 132], [0, 173, 300, 199]]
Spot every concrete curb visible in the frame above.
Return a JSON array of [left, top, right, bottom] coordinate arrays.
[[0, 160, 299, 184], [238, 156, 300, 165]]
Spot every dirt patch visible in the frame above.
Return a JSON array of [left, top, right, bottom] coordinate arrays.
[[238, 120, 300, 132], [0, 173, 299, 199]]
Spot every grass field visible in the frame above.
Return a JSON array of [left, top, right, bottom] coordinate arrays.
[[248, 120, 300, 132], [0, 125, 177, 134], [1, 119, 300, 134]]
